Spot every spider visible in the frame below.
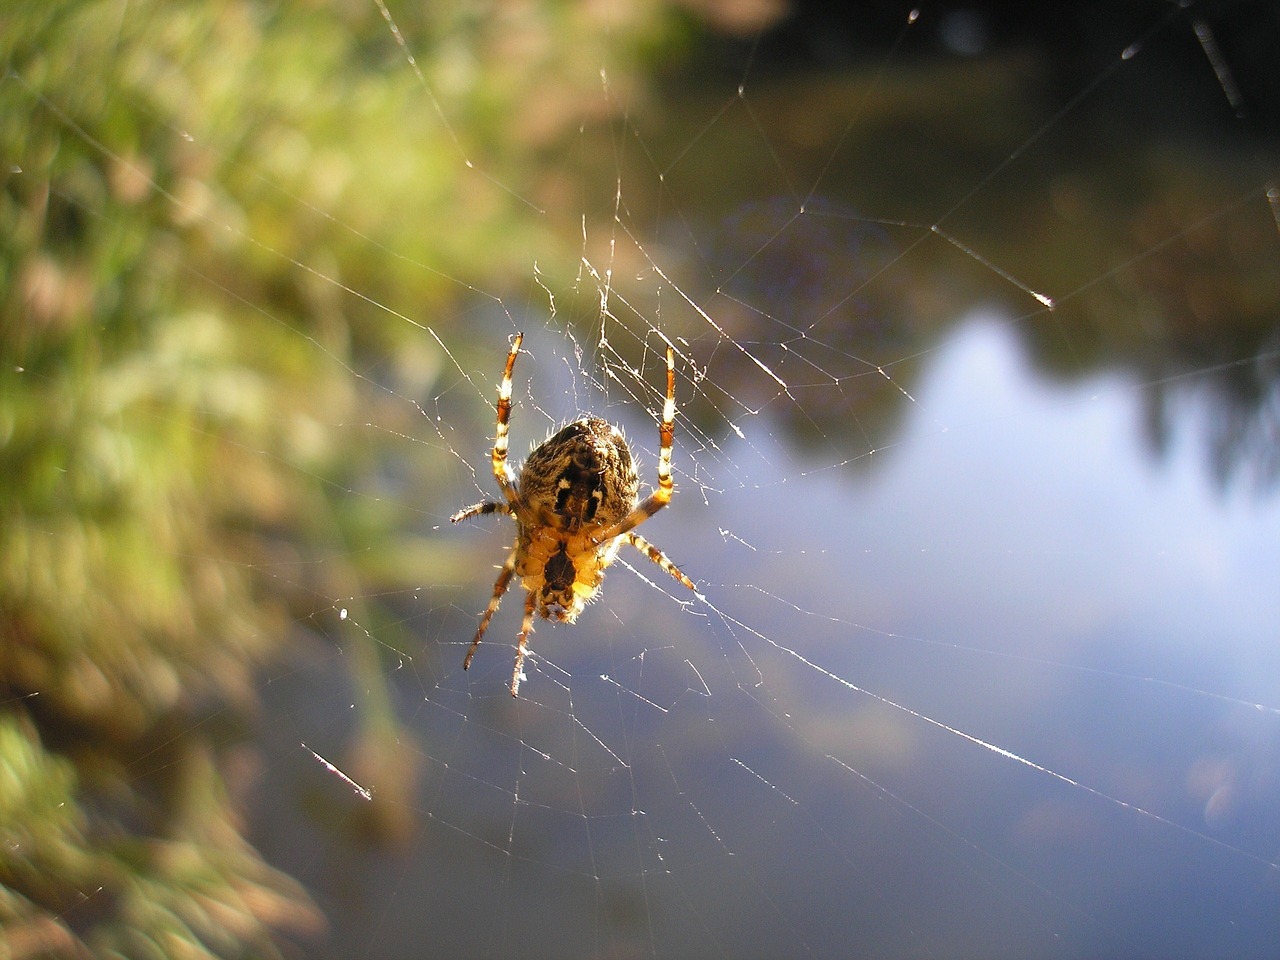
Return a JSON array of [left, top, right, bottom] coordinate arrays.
[[451, 333, 696, 696]]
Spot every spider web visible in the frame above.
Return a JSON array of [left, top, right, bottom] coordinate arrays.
[[7, 1, 1280, 958]]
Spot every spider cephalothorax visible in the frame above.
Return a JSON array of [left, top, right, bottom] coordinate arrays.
[[451, 333, 694, 696]]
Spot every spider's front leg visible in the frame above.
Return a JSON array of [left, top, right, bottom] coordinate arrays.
[[510, 590, 537, 697], [463, 546, 518, 671], [626, 531, 695, 591]]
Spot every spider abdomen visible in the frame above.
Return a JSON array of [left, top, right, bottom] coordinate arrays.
[[518, 417, 639, 531]]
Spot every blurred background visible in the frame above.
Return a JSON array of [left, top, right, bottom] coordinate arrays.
[[4, 0, 1280, 957]]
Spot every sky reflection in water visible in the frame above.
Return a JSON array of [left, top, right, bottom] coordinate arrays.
[[658, 314, 1280, 956]]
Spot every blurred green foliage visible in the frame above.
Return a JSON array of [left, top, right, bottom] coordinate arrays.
[[0, 0, 690, 955]]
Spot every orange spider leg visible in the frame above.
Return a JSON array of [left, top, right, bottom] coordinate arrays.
[[463, 546, 518, 671], [510, 590, 537, 696], [602, 345, 677, 540], [625, 531, 695, 591]]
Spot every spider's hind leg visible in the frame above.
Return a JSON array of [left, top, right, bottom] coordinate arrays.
[[601, 345, 678, 540], [491, 332, 524, 504]]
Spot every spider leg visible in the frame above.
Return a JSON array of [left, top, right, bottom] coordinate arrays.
[[510, 590, 536, 697], [603, 344, 677, 540], [463, 545, 518, 671], [626, 531, 695, 591], [491, 332, 524, 506], [450, 500, 513, 524]]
